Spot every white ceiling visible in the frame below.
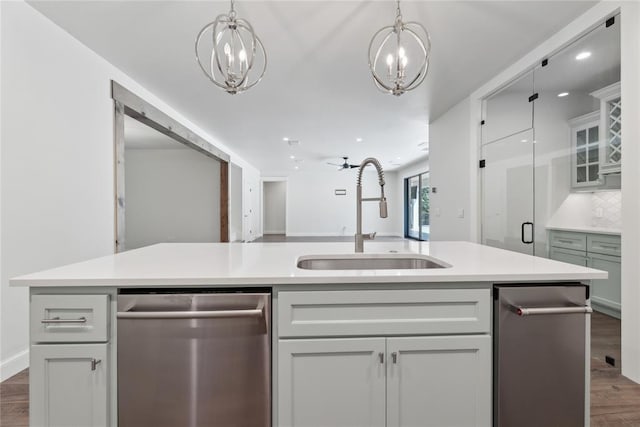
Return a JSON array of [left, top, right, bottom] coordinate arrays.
[[28, 0, 597, 175]]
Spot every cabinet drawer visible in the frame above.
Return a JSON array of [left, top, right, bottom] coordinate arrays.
[[549, 231, 586, 252], [587, 234, 621, 257], [31, 295, 109, 343], [277, 289, 490, 337], [549, 247, 588, 267]]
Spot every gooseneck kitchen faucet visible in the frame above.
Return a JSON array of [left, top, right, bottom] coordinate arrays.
[[355, 157, 388, 252]]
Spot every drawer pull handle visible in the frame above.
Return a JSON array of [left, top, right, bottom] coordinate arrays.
[[557, 239, 576, 244], [90, 359, 101, 371], [391, 352, 398, 364], [598, 244, 618, 249], [512, 305, 593, 316], [378, 352, 384, 364], [41, 316, 87, 324]]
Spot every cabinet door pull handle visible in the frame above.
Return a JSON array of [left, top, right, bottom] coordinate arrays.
[[91, 359, 101, 371], [391, 352, 398, 364], [41, 316, 87, 324], [558, 239, 575, 244], [378, 352, 384, 364]]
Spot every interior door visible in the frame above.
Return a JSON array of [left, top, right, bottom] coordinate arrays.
[[481, 129, 535, 255]]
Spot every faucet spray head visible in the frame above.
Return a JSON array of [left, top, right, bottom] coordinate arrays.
[[379, 197, 388, 218]]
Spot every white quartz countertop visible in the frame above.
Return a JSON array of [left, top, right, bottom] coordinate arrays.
[[546, 225, 621, 236], [10, 241, 607, 288]]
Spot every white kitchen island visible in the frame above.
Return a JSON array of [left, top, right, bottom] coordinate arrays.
[[11, 241, 606, 427]]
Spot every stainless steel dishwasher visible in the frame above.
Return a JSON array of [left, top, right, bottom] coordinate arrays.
[[117, 289, 271, 427], [494, 284, 591, 427]]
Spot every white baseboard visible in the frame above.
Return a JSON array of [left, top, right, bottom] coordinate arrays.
[[264, 230, 286, 235], [1, 348, 29, 382]]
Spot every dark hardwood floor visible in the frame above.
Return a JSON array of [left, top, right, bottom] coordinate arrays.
[[0, 369, 28, 427], [1, 312, 639, 426]]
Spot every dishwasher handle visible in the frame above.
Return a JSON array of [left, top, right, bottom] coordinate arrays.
[[117, 300, 265, 320], [512, 305, 593, 316]]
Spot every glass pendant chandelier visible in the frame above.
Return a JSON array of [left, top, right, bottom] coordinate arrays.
[[368, 0, 431, 96], [195, 0, 267, 95]]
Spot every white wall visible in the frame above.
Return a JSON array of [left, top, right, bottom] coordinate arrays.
[[620, 0, 640, 384], [263, 181, 286, 234], [0, 1, 260, 380], [285, 169, 401, 236], [428, 98, 472, 241], [394, 158, 429, 236], [124, 147, 221, 249]]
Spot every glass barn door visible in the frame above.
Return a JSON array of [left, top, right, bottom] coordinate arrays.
[[481, 130, 535, 255]]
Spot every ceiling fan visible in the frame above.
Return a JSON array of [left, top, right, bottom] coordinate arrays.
[[327, 157, 359, 171]]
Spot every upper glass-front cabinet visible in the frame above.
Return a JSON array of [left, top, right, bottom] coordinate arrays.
[[591, 82, 622, 175], [569, 111, 601, 188]]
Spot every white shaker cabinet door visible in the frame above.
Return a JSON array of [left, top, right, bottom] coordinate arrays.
[[278, 338, 386, 427], [386, 335, 491, 427], [30, 344, 109, 427]]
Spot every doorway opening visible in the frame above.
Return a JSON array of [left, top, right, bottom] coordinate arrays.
[[405, 172, 429, 241], [112, 81, 231, 251], [262, 180, 287, 237]]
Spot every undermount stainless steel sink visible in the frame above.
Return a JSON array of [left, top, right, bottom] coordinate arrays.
[[296, 254, 450, 270]]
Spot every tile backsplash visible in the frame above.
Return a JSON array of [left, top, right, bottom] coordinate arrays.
[[591, 190, 622, 228]]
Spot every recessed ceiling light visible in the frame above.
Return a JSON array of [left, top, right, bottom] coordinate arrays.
[[521, 139, 528, 143], [290, 155, 295, 159], [282, 137, 289, 142], [396, 157, 401, 160], [575, 51, 591, 60], [557, 92, 569, 98], [294, 166, 299, 170], [356, 138, 363, 142]]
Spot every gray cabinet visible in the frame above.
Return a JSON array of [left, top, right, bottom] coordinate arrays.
[[276, 290, 492, 427], [386, 336, 491, 427], [278, 338, 386, 427], [30, 344, 109, 427], [549, 247, 588, 267], [278, 336, 491, 427], [589, 253, 621, 318], [549, 230, 621, 318], [29, 293, 111, 426]]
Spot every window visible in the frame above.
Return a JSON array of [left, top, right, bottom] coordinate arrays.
[[405, 172, 429, 240]]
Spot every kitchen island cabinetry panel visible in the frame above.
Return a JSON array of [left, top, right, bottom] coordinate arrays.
[[278, 338, 386, 427], [386, 336, 491, 427], [276, 288, 492, 427], [30, 344, 109, 427]]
